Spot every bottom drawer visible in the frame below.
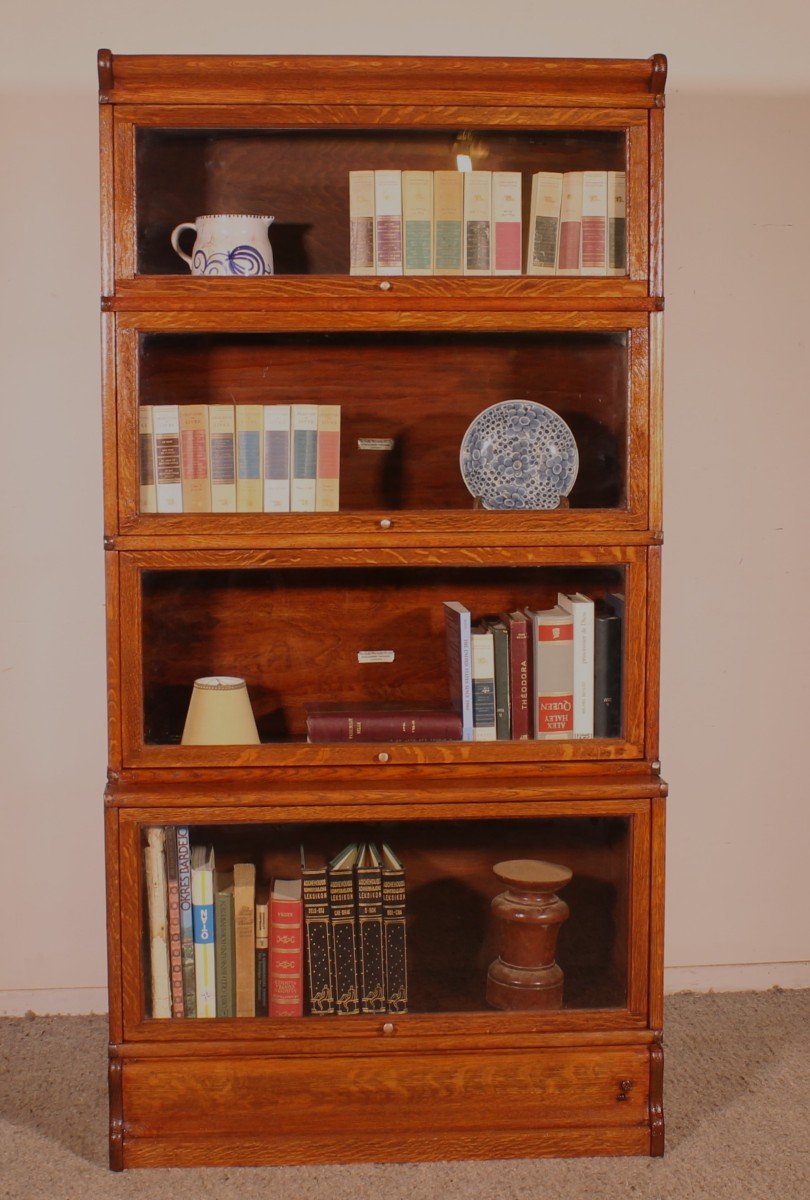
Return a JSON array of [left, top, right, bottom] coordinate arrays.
[[118, 1044, 655, 1166]]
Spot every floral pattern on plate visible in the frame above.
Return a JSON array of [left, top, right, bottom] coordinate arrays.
[[459, 400, 579, 510]]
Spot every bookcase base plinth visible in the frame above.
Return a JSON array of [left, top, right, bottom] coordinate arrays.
[[114, 1041, 662, 1167]]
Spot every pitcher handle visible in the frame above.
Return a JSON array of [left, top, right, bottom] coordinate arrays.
[[170, 221, 197, 268]]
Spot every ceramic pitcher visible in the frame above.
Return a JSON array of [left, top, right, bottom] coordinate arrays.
[[170, 214, 274, 275]]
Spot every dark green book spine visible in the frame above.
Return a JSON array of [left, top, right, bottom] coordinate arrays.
[[328, 867, 360, 1015], [486, 618, 511, 740], [302, 864, 335, 1014], [214, 889, 236, 1018], [382, 865, 408, 1014]]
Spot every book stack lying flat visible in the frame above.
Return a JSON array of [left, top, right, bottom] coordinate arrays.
[[139, 403, 341, 515], [443, 594, 623, 742]]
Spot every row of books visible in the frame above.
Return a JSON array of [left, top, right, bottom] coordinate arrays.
[[349, 168, 626, 277], [139, 403, 340, 514], [143, 829, 407, 1019], [445, 594, 624, 741]]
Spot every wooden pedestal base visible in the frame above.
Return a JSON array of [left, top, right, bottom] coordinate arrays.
[[486, 859, 572, 1011]]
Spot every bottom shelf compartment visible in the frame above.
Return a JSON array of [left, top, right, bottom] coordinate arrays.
[[139, 815, 632, 1022]]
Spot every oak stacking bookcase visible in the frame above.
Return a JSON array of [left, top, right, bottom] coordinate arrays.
[[99, 50, 667, 1169]]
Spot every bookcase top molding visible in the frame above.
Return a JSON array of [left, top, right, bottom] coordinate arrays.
[[97, 50, 667, 109]]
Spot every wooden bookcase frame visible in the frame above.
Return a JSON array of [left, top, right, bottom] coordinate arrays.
[[100, 50, 667, 1169]]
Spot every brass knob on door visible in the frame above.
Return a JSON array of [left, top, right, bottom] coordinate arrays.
[[377, 752, 390, 763], [382, 1022, 395, 1035], [379, 280, 392, 291]]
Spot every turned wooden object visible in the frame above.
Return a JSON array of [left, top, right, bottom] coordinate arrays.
[[486, 859, 572, 1011]]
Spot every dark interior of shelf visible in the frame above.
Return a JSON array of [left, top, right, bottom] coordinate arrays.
[[139, 331, 628, 511], [142, 816, 628, 1017], [141, 564, 625, 743], [135, 128, 627, 275]]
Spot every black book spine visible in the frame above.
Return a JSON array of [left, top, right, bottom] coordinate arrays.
[[328, 868, 360, 1015], [302, 867, 335, 1014], [356, 864, 386, 1014], [382, 867, 408, 1014], [594, 609, 623, 738], [487, 620, 511, 740]]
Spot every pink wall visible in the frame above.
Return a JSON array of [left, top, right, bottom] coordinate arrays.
[[1, 3, 808, 1012]]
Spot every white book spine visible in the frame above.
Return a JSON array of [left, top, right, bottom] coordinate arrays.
[[580, 171, 608, 276], [557, 592, 594, 738], [557, 172, 584, 276], [374, 170, 403, 275], [208, 405, 237, 513], [139, 405, 157, 513], [263, 404, 291, 512], [491, 171, 522, 276], [471, 628, 497, 741], [152, 404, 183, 514], [191, 857, 217, 1019], [349, 170, 376, 276], [463, 171, 492, 275], [291, 404, 319, 511], [144, 828, 171, 1019], [527, 172, 563, 276]]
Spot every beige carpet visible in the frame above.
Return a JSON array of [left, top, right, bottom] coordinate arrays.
[[1, 991, 808, 1199]]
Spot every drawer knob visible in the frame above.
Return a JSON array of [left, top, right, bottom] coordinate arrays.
[[379, 518, 393, 530], [617, 1079, 634, 1102], [379, 280, 392, 291], [382, 1021, 395, 1035], [377, 751, 390, 763]]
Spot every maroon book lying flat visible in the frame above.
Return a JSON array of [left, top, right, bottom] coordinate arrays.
[[306, 706, 462, 743]]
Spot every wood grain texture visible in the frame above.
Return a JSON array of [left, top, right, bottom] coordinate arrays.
[[98, 105, 115, 293], [626, 809, 651, 1018], [649, 106, 665, 298], [100, 54, 667, 107], [108, 1057, 124, 1170], [649, 311, 664, 533], [100, 313, 118, 538], [649, 796, 666, 1031], [626, 122, 649, 284], [104, 805, 123, 1042], [644, 545, 662, 761], [104, 551, 122, 769]]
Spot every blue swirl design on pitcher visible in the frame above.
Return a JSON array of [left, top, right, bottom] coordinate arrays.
[[192, 244, 271, 276]]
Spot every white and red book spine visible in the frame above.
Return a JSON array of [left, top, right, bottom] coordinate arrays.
[[315, 404, 341, 511], [374, 170, 403, 275], [580, 171, 608, 276], [269, 879, 303, 1017], [491, 171, 522, 276], [527, 605, 574, 740], [153, 404, 183, 513], [557, 591, 595, 738], [557, 172, 584, 276]]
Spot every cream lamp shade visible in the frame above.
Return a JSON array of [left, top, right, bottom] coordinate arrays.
[[181, 676, 260, 745]]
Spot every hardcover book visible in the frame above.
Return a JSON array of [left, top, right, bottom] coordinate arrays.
[[527, 172, 563, 275], [138, 405, 157, 513], [255, 887, 269, 1017], [433, 170, 464, 275], [143, 827, 171, 1019], [374, 169, 403, 276], [526, 605, 574, 739], [381, 844, 408, 1013], [355, 844, 386, 1013], [443, 600, 473, 740], [235, 405, 263, 512], [208, 404, 237, 513], [233, 862, 256, 1018], [152, 404, 183, 513], [175, 827, 196, 1017], [594, 599, 623, 738], [164, 827, 185, 1018], [328, 845, 360, 1015], [557, 172, 584, 276], [315, 404, 341, 512], [291, 403, 318, 512], [263, 404, 291, 513], [214, 873, 236, 1018], [501, 610, 532, 740], [491, 171, 522, 276], [349, 169, 376, 276], [463, 170, 492, 275], [557, 591, 595, 738], [607, 171, 627, 275], [484, 617, 511, 739], [269, 879, 304, 1017], [301, 847, 335, 1014], [580, 171, 608, 276], [471, 623, 497, 741], [306, 705, 462, 743], [179, 404, 211, 513], [402, 170, 434, 275], [190, 844, 217, 1017]]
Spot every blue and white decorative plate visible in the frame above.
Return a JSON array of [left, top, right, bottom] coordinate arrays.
[[459, 400, 579, 510]]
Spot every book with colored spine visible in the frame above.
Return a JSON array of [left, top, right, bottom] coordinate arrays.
[[233, 862, 256, 1018], [381, 844, 407, 1013], [328, 845, 360, 1015], [291, 403, 318, 512], [269, 879, 304, 1017], [527, 172, 563, 276], [164, 827, 185, 1018], [153, 404, 183, 513], [355, 844, 386, 1014], [470, 623, 497, 741], [491, 171, 522, 276], [235, 405, 263, 512], [255, 886, 269, 1018], [208, 404, 236, 513], [557, 591, 595, 738], [501, 610, 532, 740], [463, 170, 492, 275], [190, 845, 217, 1018], [179, 404, 211, 513], [138, 405, 157, 513], [374, 170, 403, 276], [306, 705, 462, 743], [443, 600, 473, 740], [402, 170, 433, 276], [301, 847, 335, 1015], [263, 404, 291, 513], [484, 617, 511, 739], [607, 171, 627, 275], [315, 404, 341, 512], [526, 605, 574, 740], [557, 172, 584, 276], [175, 827, 196, 1017], [433, 170, 464, 275], [594, 599, 623, 738], [349, 169, 376, 276], [580, 171, 608, 276], [144, 827, 171, 1019], [214, 873, 235, 1018]]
